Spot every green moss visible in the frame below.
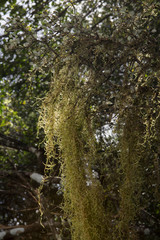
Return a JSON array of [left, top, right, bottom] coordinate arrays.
[[116, 108, 144, 239], [38, 37, 160, 240], [38, 57, 109, 239]]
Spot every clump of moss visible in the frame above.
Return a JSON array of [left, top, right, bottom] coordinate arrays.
[[38, 33, 160, 239], [38, 55, 109, 239], [116, 108, 144, 239]]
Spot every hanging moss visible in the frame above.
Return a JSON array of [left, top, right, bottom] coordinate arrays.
[[116, 108, 144, 239], [38, 55, 109, 240], [114, 72, 160, 239], [38, 31, 160, 239]]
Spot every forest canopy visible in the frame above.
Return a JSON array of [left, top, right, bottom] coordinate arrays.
[[0, 0, 160, 239]]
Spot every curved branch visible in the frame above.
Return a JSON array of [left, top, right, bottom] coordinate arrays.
[[0, 223, 42, 240], [0, 132, 43, 157]]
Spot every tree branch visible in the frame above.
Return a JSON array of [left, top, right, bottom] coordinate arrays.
[[0, 132, 43, 157], [0, 223, 43, 240], [91, 14, 111, 30]]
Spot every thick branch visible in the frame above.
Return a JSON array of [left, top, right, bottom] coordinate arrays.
[[0, 170, 61, 184], [0, 223, 42, 240], [0, 132, 43, 157], [0, 220, 69, 240]]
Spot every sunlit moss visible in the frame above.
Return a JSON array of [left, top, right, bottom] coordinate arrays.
[[38, 56, 109, 239], [38, 32, 160, 240]]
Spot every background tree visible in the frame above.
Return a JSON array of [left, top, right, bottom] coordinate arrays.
[[0, 0, 160, 239], [0, 0, 65, 239]]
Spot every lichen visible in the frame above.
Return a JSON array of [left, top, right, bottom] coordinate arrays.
[[30, 173, 44, 184], [0, 231, 6, 240], [10, 228, 25, 236]]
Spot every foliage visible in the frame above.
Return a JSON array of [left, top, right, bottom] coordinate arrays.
[[1, 0, 160, 239]]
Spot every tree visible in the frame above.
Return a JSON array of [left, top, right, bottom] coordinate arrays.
[[1, 0, 160, 239], [0, 0, 64, 239]]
